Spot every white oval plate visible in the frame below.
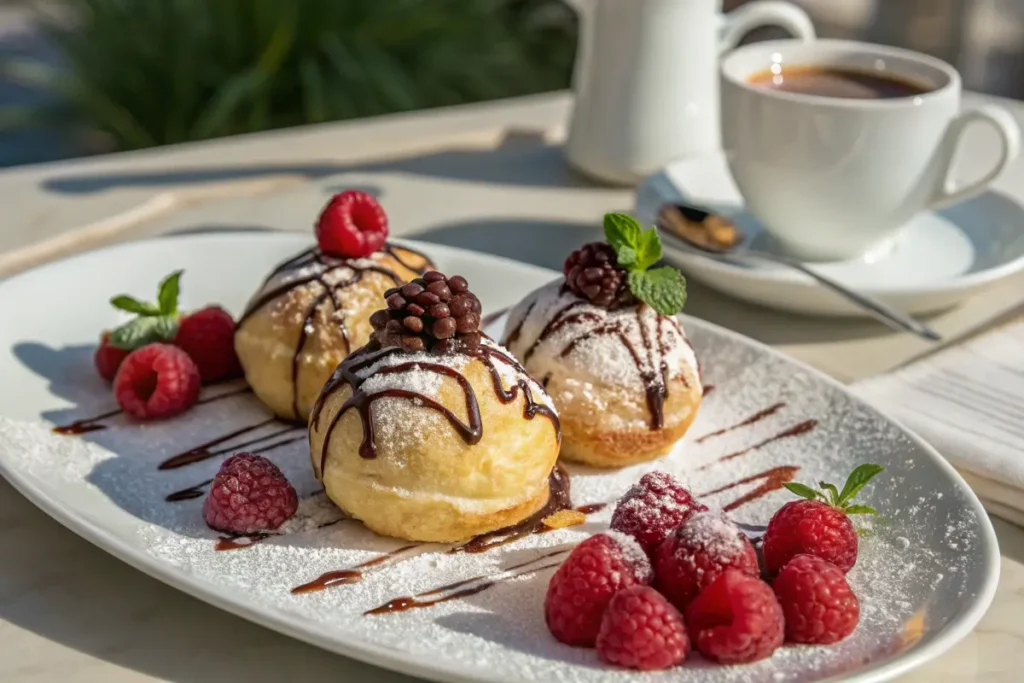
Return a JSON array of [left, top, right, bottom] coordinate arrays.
[[634, 151, 1024, 316], [0, 233, 998, 683]]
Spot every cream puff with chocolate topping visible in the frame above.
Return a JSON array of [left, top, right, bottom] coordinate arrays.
[[309, 272, 561, 543], [503, 213, 701, 467], [234, 191, 434, 422]]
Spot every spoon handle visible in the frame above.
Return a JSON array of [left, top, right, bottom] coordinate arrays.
[[750, 253, 942, 341]]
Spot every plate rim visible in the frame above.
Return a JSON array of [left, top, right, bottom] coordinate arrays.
[[635, 150, 1024, 295], [0, 231, 1001, 683]]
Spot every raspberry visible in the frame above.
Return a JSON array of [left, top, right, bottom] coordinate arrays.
[[685, 569, 784, 664], [94, 331, 130, 382], [203, 453, 298, 534], [596, 586, 689, 670], [610, 472, 708, 557], [763, 500, 858, 574], [174, 306, 242, 383], [315, 190, 388, 259], [113, 343, 201, 420], [545, 532, 653, 647], [773, 554, 860, 644], [654, 511, 759, 610], [562, 242, 635, 308], [369, 271, 483, 353]]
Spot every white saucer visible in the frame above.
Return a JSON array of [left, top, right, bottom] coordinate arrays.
[[634, 151, 1024, 316]]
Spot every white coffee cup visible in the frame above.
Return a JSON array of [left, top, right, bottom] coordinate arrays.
[[720, 39, 1021, 262]]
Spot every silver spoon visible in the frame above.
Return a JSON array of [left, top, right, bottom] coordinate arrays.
[[657, 204, 941, 341]]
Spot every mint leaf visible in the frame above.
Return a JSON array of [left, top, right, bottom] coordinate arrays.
[[837, 463, 884, 506], [615, 246, 638, 268], [158, 270, 183, 316], [108, 315, 179, 350], [783, 482, 825, 501], [603, 213, 642, 254], [844, 504, 878, 516], [627, 267, 687, 316], [110, 295, 160, 316], [635, 227, 663, 271], [819, 481, 841, 507]]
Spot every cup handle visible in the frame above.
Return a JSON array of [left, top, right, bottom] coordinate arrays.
[[718, 1, 816, 55], [928, 105, 1021, 209]]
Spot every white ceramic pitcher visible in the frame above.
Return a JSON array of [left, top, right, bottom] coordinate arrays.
[[564, 0, 815, 185]]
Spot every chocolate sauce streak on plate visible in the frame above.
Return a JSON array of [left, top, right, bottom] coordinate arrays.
[[452, 465, 571, 554], [158, 417, 281, 470], [366, 550, 566, 616], [700, 466, 800, 512], [698, 420, 818, 471], [291, 543, 423, 594], [702, 384, 715, 396], [165, 478, 213, 502], [52, 385, 253, 436], [695, 402, 786, 444], [575, 502, 607, 514], [480, 307, 510, 329]]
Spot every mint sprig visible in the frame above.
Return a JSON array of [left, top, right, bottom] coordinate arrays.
[[603, 213, 687, 316], [107, 270, 183, 350], [783, 463, 885, 515]]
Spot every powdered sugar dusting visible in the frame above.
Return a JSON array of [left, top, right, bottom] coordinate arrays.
[[602, 530, 653, 580], [503, 281, 700, 426], [675, 511, 746, 561], [0, 315, 992, 683]]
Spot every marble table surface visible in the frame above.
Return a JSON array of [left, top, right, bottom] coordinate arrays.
[[0, 92, 1022, 682]]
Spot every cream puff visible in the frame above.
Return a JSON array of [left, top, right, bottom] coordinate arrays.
[[234, 191, 434, 422], [309, 272, 561, 543], [503, 220, 701, 467]]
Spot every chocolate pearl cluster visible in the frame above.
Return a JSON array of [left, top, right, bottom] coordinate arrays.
[[370, 271, 483, 353], [563, 242, 636, 309]]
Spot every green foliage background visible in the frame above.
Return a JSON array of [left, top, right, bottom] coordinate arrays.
[[1, 0, 577, 151]]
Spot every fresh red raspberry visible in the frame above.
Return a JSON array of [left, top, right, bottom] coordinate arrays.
[[315, 190, 388, 259], [545, 532, 653, 647], [174, 306, 242, 383], [654, 511, 759, 610], [113, 343, 201, 420], [773, 554, 860, 644], [203, 453, 298, 534], [94, 331, 130, 382], [684, 569, 784, 664], [763, 500, 858, 574], [596, 586, 689, 670], [610, 472, 708, 557]]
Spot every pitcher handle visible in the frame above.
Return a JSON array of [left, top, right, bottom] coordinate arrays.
[[718, 1, 816, 55]]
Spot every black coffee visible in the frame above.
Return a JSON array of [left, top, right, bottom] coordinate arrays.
[[747, 66, 930, 99]]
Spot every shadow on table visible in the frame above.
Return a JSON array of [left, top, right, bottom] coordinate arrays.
[[41, 130, 596, 194]]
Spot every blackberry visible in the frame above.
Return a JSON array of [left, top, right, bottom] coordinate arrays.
[[370, 272, 483, 353], [563, 242, 635, 308]]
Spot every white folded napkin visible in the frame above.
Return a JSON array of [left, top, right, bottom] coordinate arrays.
[[852, 318, 1024, 526]]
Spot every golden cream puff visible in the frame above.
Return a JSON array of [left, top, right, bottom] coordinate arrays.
[[309, 271, 561, 543], [234, 191, 434, 421], [503, 216, 701, 467]]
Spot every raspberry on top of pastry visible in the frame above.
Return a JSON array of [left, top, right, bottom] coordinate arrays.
[[234, 190, 434, 422], [502, 213, 702, 468], [309, 272, 561, 543]]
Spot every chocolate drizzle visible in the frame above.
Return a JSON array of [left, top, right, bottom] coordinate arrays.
[[365, 550, 566, 616], [165, 479, 213, 502], [452, 465, 571, 554], [695, 402, 786, 443], [698, 420, 818, 471], [512, 298, 685, 430], [237, 243, 431, 418], [158, 418, 304, 470], [52, 385, 253, 435], [291, 543, 423, 594], [310, 341, 559, 474], [700, 466, 801, 512]]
